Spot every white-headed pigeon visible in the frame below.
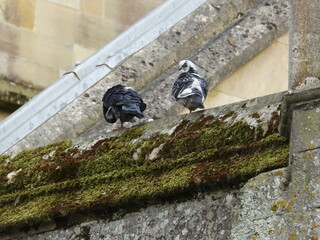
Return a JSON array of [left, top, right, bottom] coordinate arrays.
[[102, 85, 146, 129], [172, 60, 208, 113]]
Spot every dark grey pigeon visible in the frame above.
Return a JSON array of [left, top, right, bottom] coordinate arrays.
[[172, 60, 208, 113], [102, 85, 146, 129]]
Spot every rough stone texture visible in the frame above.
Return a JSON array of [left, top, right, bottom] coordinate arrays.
[[5, 0, 289, 155], [13, 191, 237, 240], [142, 0, 289, 117], [231, 168, 290, 239], [290, 103, 320, 152], [80, 90, 286, 144], [7, 167, 293, 240], [0, 91, 289, 239], [285, 103, 320, 238], [233, 163, 320, 239], [289, 0, 320, 90], [0, 75, 39, 112], [275, 0, 320, 238]]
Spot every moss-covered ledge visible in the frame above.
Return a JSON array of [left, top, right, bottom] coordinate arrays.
[[0, 75, 40, 112], [0, 94, 289, 236]]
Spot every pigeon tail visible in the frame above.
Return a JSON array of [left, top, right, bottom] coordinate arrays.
[[189, 95, 205, 110]]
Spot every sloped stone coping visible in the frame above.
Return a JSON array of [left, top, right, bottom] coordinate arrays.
[[0, 92, 288, 238]]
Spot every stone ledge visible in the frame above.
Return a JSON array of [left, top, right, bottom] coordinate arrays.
[[0, 92, 288, 238], [279, 85, 320, 138], [0, 76, 39, 112]]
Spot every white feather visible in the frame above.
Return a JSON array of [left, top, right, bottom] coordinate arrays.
[[124, 87, 134, 91], [191, 79, 202, 91], [177, 88, 193, 98]]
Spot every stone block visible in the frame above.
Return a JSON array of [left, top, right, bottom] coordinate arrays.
[[35, 0, 123, 50], [80, 0, 104, 16], [18, 30, 73, 70], [289, 0, 320, 89], [75, 14, 123, 49], [12, 56, 60, 89], [72, 44, 96, 64], [290, 149, 320, 209], [290, 105, 320, 153], [104, 0, 164, 27], [2, 0, 35, 29], [0, 22, 20, 56], [0, 52, 8, 76], [35, 0, 80, 45]]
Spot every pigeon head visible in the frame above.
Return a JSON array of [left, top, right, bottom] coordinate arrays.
[[179, 60, 198, 73]]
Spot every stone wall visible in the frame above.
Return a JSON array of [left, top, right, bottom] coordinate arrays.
[[0, 0, 164, 89], [10, 167, 292, 240]]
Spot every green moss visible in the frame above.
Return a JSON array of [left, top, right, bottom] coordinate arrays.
[[0, 114, 289, 232], [0, 194, 58, 231], [0, 155, 9, 165], [0, 140, 73, 195], [260, 133, 287, 148], [230, 146, 289, 176], [250, 112, 260, 119], [160, 116, 255, 159]]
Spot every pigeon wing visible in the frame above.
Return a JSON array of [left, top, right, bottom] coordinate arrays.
[[194, 75, 208, 99], [172, 73, 194, 100], [124, 87, 147, 113], [102, 85, 126, 122], [102, 85, 125, 109]]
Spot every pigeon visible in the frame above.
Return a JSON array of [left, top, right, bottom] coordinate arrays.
[[102, 85, 147, 129], [172, 60, 208, 113]]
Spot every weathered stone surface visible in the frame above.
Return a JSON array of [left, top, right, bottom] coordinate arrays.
[[290, 149, 320, 209], [278, 93, 320, 238], [5, 167, 294, 240], [0, 76, 39, 111], [80, 90, 286, 143], [1, 0, 35, 29], [279, 86, 320, 138], [5, 0, 289, 155], [289, 0, 320, 90], [15, 192, 237, 240], [208, 33, 288, 108], [231, 167, 290, 240], [290, 105, 320, 152], [0, 91, 289, 239]]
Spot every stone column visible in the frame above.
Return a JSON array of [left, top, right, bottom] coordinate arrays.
[[280, 0, 320, 237], [289, 0, 320, 90]]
